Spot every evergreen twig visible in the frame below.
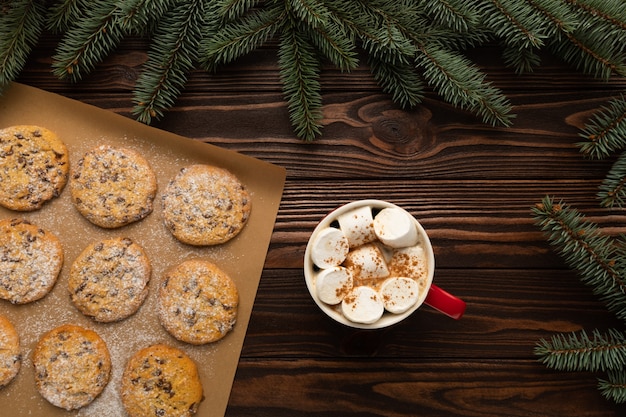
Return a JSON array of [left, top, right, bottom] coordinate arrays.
[[0, 0, 46, 91], [532, 195, 626, 403]]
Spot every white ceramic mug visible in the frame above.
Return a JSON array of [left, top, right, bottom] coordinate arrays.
[[304, 200, 466, 329]]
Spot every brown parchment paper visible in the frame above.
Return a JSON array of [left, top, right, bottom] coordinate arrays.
[[0, 83, 286, 417]]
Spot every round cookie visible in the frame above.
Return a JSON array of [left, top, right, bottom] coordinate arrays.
[[158, 259, 238, 345], [33, 324, 111, 410], [121, 344, 204, 417], [70, 145, 157, 228], [0, 315, 21, 387], [68, 237, 151, 322], [0, 218, 63, 304], [0, 125, 69, 211], [161, 164, 251, 245]]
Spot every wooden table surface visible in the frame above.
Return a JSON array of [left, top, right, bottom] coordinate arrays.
[[14, 38, 626, 417]]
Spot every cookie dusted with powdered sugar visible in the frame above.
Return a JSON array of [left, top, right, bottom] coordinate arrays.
[[161, 164, 251, 246], [70, 145, 157, 228], [0, 314, 21, 388], [0, 125, 69, 211], [68, 237, 151, 322], [33, 324, 111, 410], [0, 218, 63, 304], [121, 344, 204, 417], [158, 259, 238, 345]]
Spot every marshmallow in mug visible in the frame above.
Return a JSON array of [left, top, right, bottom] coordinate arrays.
[[373, 207, 419, 248], [315, 266, 353, 305], [336, 205, 377, 248], [309, 227, 350, 268]]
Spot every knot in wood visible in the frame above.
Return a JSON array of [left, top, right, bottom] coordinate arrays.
[[370, 107, 434, 155]]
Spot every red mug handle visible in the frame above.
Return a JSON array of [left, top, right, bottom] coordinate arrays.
[[424, 284, 466, 319]]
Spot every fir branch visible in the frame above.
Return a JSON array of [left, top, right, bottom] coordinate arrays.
[[46, 0, 89, 33], [199, 4, 284, 72], [0, 0, 46, 91], [278, 18, 323, 141], [577, 94, 626, 159], [116, 0, 175, 34], [598, 151, 626, 208], [288, 0, 331, 29], [478, 0, 547, 49], [51, 0, 124, 82], [550, 0, 626, 80], [307, 16, 359, 72], [422, 0, 480, 33], [415, 42, 514, 127], [599, 371, 626, 403], [532, 196, 626, 322], [220, 0, 261, 22], [132, 0, 205, 124], [535, 329, 626, 372], [368, 54, 424, 109]]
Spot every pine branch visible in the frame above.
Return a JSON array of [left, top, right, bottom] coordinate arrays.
[[599, 371, 626, 403], [598, 151, 626, 208], [220, 0, 261, 22], [278, 17, 323, 141], [577, 94, 626, 159], [535, 329, 626, 372], [415, 42, 514, 127], [116, 0, 175, 34], [0, 0, 46, 91], [532, 196, 626, 322], [199, 3, 283, 72], [51, 0, 124, 82], [550, 0, 626, 79], [46, 0, 89, 33], [132, 0, 206, 124], [368, 55, 424, 109]]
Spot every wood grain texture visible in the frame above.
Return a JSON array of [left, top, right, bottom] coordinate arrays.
[[11, 37, 626, 416]]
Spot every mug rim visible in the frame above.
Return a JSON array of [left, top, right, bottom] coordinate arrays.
[[304, 199, 435, 329]]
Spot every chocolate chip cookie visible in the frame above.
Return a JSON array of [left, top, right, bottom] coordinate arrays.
[[0, 218, 63, 304], [161, 165, 251, 245], [0, 125, 69, 211], [68, 237, 151, 322], [33, 324, 111, 410], [0, 314, 21, 388], [158, 259, 238, 345], [121, 344, 204, 417], [70, 145, 157, 228]]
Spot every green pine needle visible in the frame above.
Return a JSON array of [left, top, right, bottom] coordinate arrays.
[[532, 196, 626, 322], [535, 329, 626, 372], [132, 0, 206, 124], [599, 371, 626, 403], [51, 0, 124, 82], [46, 0, 89, 33], [598, 150, 626, 208], [199, 4, 283, 72], [415, 43, 514, 127], [577, 94, 626, 160], [278, 19, 323, 142], [0, 0, 46, 91]]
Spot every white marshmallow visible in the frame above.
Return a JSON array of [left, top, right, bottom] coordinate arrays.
[[343, 243, 390, 281], [373, 207, 419, 248], [337, 206, 376, 248], [310, 227, 350, 268], [341, 286, 384, 324], [315, 267, 353, 305], [380, 277, 421, 314], [388, 244, 429, 282]]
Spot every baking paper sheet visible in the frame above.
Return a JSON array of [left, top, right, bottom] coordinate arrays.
[[0, 83, 286, 417]]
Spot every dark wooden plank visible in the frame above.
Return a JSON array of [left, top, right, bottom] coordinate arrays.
[[241, 269, 621, 359], [266, 179, 626, 269], [226, 359, 626, 417]]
